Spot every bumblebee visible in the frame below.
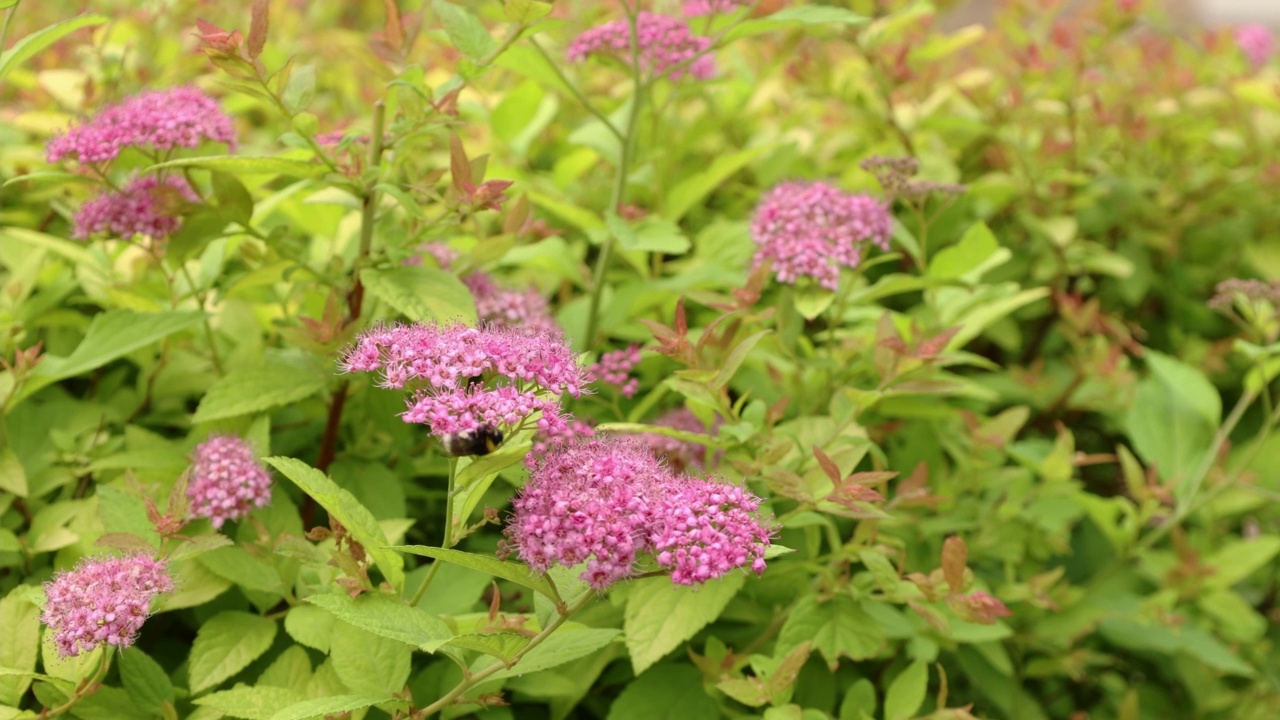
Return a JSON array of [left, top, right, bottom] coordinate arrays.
[[440, 425, 504, 457]]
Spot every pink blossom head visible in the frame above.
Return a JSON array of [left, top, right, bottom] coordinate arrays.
[[47, 86, 236, 165], [750, 181, 893, 291], [567, 12, 715, 81], [73, 175, 198, 240], [684, 0, 749, 17], [186, 435, 273, 529], [1236, 25, 1275, 70], [589, 345, 641, 398], [341, 323, 587, 443], [642, 407, 721, 472], [464, 272, 562, 338], [504, 436, 673, 589], [41, 553, 174, 657], [652, 477, 773, 585]]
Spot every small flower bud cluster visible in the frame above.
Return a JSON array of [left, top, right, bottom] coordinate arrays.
[[1208, 278, 1280, 311], [464, 272, 562, 338], [504, 436, 772, 589], [860, 155, 966, 201], [1236, 24, 1275, 70], [73, 176, 198, 240], [683, 0, 749, 16], [589, 345, 642, 397], [41, 554, 174, 657], [186, 435, 273, 529], [342, 323, 588, 441], [751, 181, 893, 290], [642, 407, 721, 472], [47, 86, 236, 165], [567, 12, 715, 81]]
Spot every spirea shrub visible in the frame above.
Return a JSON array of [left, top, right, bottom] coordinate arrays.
[[4, 0, 1280, 718]]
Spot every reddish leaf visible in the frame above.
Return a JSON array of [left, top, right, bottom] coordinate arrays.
[[941, 536, 968, 593], [384, 0, 405, 53], [812, 446, 842, 484], [247, 0, 269, 59], [450, 133, 472, 192]]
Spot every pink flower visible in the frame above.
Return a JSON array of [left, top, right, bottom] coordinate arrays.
[[652, 477, 772, 585], [73, 175, 198, 240], [683, 0, 749, 17], [342, 323, 587, 444], [589, 345, 641, 397], [186, 435, 273, 529], [41, 554, 174, 657], [504, 435, 773, 589], [1236, 25, 1275, 70], [47, 86, 236, 165], [567, 12, 715, 81], [529, 418, 597, 464], [464, 272, 562, 338], [750, 181, 893, 290], [641, 407, 720, 472], [504, 437, 672, 590]]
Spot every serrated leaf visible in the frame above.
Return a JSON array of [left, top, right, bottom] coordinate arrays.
[[778, 595, 885, 669], [329, 621, 411, 695], [360, 266, 477, 324], [266, 457, 405, 591], [0, 592, 40, 705], [607, 663, 719, 720], [391, 545, 556, 601], [269, 695, 395, 720], [485, 627, 620, 680], [304, 593, 453, 652], [432, 0, 496, 59], [284, 604, 334, 653], [194, 685, 303, 720], [624, 574, 745, 674], [32, 310, 204, 382], [119, 649, 174, 716], [447, 632, 530, 662], [192, 353, 329, 423], [188, 612, 278, 695]]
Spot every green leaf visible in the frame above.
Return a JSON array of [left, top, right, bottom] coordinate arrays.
[[607, 663, 719, 720], [281, 64, 316, 114], [503, 0, 553, 24], [194, 685, 304, 720], [167, 208, 236, 264], [119, 648, 174, 716], [96, 485, 160, 549], [67, 684, 151, 720], [360, 266, 478, 325], [283, 604, 334, 653], [1125, 351, 1221, 490], [33, 310, 204, 382], [0, 449, 28, 498], [148, 155, 321, 178], [884, 661, 928, 720], [433, 0, 496, 59], [608, 214, 691, 255], [1204, 536, 1280, 588], [447, 632, 530, 662], [0, 14, 108, 84], [266, 457, 406, 592], [624, 574, 745, 675], [712, 330, 770, 389], [198, 546, 285, 595], [778, 595, 885, 669], [0, 592, 40, 705], [269, 695, 395, 720], [929, 222, 1008, 281], [525, 189, 605, 232], [0, 227, 96, 267], [329, 621, 412, 695], [485, 627, 620, 680], [724, 6, 867, 41], [391, 545, 556, 601], [212, 172, 255, 225], [188, 611, 278, 695], [663, 146, 769, 223], [192, 352, 329, 423], [838, 678, 877, 720], [304, 593, 453, 652], [1176, 626, 1256, 676]]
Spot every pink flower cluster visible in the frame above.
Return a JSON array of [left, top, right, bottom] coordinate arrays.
[[529, 418, 597, 463], [1236, 25, 1275, 70], [589, 345, 641, 397], [504, 436, 771, 589], [47, 86, 236, 165], [186, 435, 273, 529], [42, 554, 174, 657], [341, 323, 587, 439], [73, 175, 198, 240], [750, 181, 893, 290], [464, 272, 562, 338], [567, 12, 715, 81], [642, 407, 720, 472], [684, 0, 749, 16]]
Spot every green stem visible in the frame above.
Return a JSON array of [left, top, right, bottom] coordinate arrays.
[[527, 36, 623, 141], [416, 594, 594, 717], [407, 456, 459, 607], [583, 7, 645, 349], [38, 648, 111, 719], [177, 264, 225, 375]]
